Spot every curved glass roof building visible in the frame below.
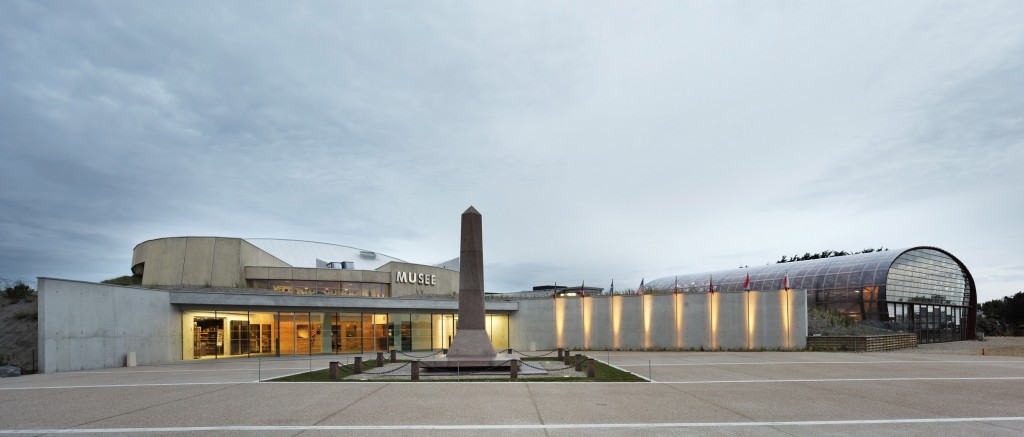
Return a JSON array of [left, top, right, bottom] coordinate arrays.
[[648, 246, 976, 342]]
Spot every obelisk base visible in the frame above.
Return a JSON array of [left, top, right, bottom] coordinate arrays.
[[446, 329, 497, 358]]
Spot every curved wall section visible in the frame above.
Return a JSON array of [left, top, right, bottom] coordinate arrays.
[[882, 248, 975, 342], [886, 249, 970, 306], [133, 237, 292, 288]]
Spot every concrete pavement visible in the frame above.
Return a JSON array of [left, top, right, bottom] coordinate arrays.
[[1, 350, 1022, 436]]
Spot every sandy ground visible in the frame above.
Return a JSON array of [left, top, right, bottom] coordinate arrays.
[[891, 336, 1024, 356], [0, 298, 37, 371]]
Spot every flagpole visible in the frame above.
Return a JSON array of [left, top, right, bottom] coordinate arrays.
[[673, 276, 678, 350], [783, 271, 791, 350], [744, 272, 750, 350], [637, 278, 645, 350], [786, 288, 791, 349], [786, 274, 791, 350], [708, 274, 714, 350], [580, 280, 586, 350]]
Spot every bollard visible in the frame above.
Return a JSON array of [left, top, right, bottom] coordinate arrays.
[[575, 354, 583, 372], [354, 356, 363, 374], [390, 350, 397, 363], [511, 359, 519, 380], [557, 348, 564, 360], [507, 347, 513, 355], [329, 361, 339, 381], [442, 348, 448, 355], [564, 350, 571, 365], [411, 361, 420, 381], [376, 351, 385, 366], [587, 358, 595, 378]]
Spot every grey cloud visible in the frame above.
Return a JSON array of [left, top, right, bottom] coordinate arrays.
[[1, 1, 1023, 301]]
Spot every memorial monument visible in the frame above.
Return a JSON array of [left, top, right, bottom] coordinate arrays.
[[446, 206, 498, 359], [421, 206, 521, 370]]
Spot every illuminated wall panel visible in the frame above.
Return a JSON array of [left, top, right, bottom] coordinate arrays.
[[512, 290, 807, 351]]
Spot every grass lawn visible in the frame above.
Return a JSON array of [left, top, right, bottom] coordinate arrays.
[[267, 358, 387, 382]]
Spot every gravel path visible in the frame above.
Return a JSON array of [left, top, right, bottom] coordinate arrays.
[[890, 336, 1024, 356]]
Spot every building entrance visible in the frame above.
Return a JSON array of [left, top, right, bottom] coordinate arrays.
[[192, 317, 224, 358], [885, 303, 966, 343], [182, 310, 508, 359]]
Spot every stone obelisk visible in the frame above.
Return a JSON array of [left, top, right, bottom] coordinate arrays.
[[446, 206, 497, 358]]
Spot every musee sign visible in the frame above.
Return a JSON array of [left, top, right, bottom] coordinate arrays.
[[395, 271, 437, 286]]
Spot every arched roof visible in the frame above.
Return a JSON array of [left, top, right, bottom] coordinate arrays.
[[243, 238, 406, 270], [648, 246, 974, 307]]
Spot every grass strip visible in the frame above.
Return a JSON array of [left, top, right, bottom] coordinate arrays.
[[267, 358, 388, 382]]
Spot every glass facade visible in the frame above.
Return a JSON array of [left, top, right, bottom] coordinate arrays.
[[182, 310, 510, 359], [647, 246, 976, 342], [247, 279, 390, 297], [884, 249, 971, 342]]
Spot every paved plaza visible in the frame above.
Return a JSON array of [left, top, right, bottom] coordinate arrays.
[[1, 347, 1023, 436]]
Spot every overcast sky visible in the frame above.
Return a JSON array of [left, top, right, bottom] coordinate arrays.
[[1, 1, 1022, 302]]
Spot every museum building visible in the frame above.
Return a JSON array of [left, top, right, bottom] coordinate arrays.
[[36, 236, 973, 373], [127, 237, 510, 360]]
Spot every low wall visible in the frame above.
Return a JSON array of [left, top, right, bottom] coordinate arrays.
[[806, 334, 918, 352], [37, 278, 182, 373], [510, 290, 807, 351]]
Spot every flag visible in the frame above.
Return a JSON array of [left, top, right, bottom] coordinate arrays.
[[743, 272, 750, 291], [673, 276, 679, 295], [783, 272, 790, 291], [708, 275, 715, 294], [580, 280, 585, 298], [609, 279, 614, 295], [636, 278, 645, 295]]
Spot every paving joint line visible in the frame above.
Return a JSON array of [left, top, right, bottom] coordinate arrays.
[[524, 383, 551, 437], [68, 383, 243, 431], [3, 417, 1024, 433]]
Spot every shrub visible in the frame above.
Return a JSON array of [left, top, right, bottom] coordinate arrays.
[[2, 282, 34, 303], [101, 275, 143, 286], [13, 311, 37, 320]]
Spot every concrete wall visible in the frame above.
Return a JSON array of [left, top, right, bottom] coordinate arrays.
[[376, 262, 460, 297], [134, 237, 291, 288], [132, 238, 459, 298], [38, 278, 182, 373], [509, 290, 807, 351]]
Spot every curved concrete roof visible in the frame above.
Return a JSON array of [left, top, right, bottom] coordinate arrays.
[[243, 238, 406, 271]]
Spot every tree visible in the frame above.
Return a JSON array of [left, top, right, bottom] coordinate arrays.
[[775, 247, 888, 264], [980, 292, 1024, 335]]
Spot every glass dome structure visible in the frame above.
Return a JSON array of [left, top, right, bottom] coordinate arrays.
[[648, 246, 976, 342]]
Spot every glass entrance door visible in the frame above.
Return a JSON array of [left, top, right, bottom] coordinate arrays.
[[279, 312, 295, 355], [278, 312, 318, 355], [332, 313, 362, 353], [294, 312, 311, 355]]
